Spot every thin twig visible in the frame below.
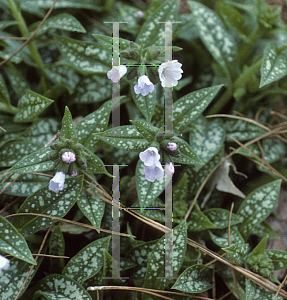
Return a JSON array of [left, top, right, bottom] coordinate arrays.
[[273, 272, 287, 300]]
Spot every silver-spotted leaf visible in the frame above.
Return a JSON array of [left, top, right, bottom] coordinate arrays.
[[14, 90, 53, 123], [12, 176, 84, 237], [144, 221, 187, 290], [204, 208, 242, 229], [0, 216, 36, 264], [209, 228, 244, 248], [131, 120, 159, 143], [172, 264, 213, 293], [173, 85, 223, 133], [236, 180, 282, 241], [62, 236, 110, 283], [266, 250, 287, 270], [260, 43, 287, 88], [60, 106, 77, 139]]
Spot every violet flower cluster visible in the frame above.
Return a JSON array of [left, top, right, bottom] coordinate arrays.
[[107, 60, 183, 96], [139, 144, 176, 182]]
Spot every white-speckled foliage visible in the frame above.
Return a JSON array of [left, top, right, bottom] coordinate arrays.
[[188, 1, 239, 79], [224, 118, 268, 142], [62, 236, 110, 283], [260, 43, 287, 88], [93, 34, 132, 52], [203, 208, 242, 229], [144, 221, 187, 291], [209, 227, 244, 248], [33, 274, 92, 300], [132, 120, 159, 142], [222, 243, 249, 265], [136, 160, 166, 208], [0, 216, 36, 265], [49, 224, 65, 272], [76, 100, 112, 151], [94, 125, 149, 152], [0, 258, 42, 300], [187, 203, 215, 232], [136, 0, 179, 48], [246, 279, 283, 300], [0, 72, 10, 106], [77, 182, 105, 228], [172, 264, 213, 293], [266, 250, 287, 270], [236, 180, 282, 241], [12, 176, 84, 237], [173, 85, 223, 133], [31, 13, 86, 36], [60, 106, 77, 139], [14, 90, 54, 123], [189, 116, 225, 167], [54, 35, 110, 75]]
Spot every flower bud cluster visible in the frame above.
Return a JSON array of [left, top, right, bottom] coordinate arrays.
[[247, 253, 274, 278]]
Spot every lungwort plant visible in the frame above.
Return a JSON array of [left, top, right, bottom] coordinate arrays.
[[0, 0, 287, 299]]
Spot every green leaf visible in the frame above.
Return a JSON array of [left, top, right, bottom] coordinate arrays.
[[131, 120, 159, 142], [21, 0, 105, 11], [0, 216, 36, 264], [249, 237, 268, 258], [136, 0, 179, 48], [204, 208, 242, 229], [77, 181, 105, 228], [0, 173, 49, 197], [8, 147, 55, 174], [33, 274, 92, 300], [60, 106, 77, 139], [252, 221, 279, 239], [0, 72, 11, 106], [92, 34, 132, 52], [266, 250, 287, 270], [0, 140, 40, 167], [85, 148, 112, 177], [94, 125, 149, 152], [173, 85, 223, 133], [224, 118, 268, 142], [144, 221, 187, 290], [0, 20, 17, 30], [236, 180, 282, 241], [134, 198, 165, 222], [189, 117, 225, 168], [246, 279, 283, 300], [12, 176, 83, 237], [173, 173, 189, 218], [0, 258, 43, 300], [30, 13, 86, 36], [76, 100, 112, 151], [136, 160, 166, 208], [72, 74, 112, 104], [4, 65, 29, 97], [222, 243, 249, 265], [209, 228, 244, 248], [260, 43, 287, 88], [62, 236, 110, 283], [171, 136, 203, 166], [172, 264, 213, 293], [187, 203, 215, 232], [54, 34, 110, 75], [130, 78, 156, 122], [188, 1, 238, 79], [49, 224, 65, 272], [14, 90, 53, 123]]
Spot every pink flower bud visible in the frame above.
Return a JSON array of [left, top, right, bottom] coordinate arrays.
[[62, 151, 76, 163], [167, 142, 177, 151], [165, 162, 174, 176], [137, 11, 144, 18], [71, 170, 78, 177]]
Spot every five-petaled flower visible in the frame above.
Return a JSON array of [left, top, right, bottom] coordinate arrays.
[[134, 75, 154, 96], [158, 60, 183, 88], [62, 151, 76, 164], [49, 171, 65, 192], [167, 142, 177, 151], [165, 162, 175, 176], [144, 161, 164, 182], [139, 147, 160, 166], [107, 65, 127, 83], [0, 255, 10, 273]]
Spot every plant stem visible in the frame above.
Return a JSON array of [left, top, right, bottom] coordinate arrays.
[[6, 0, 47, 86], [0, 103, 18, 114]]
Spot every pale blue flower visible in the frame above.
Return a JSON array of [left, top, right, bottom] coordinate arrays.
[[158, 60, 183, 88], [134, 75, 154, 96], [107, 65, 127, 83], [165, 162, 175, 176], [49, 171, 65, 192], [144, 161, 164, 182], [0, 255, 9, 273], [139, 147, 160, 166]]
